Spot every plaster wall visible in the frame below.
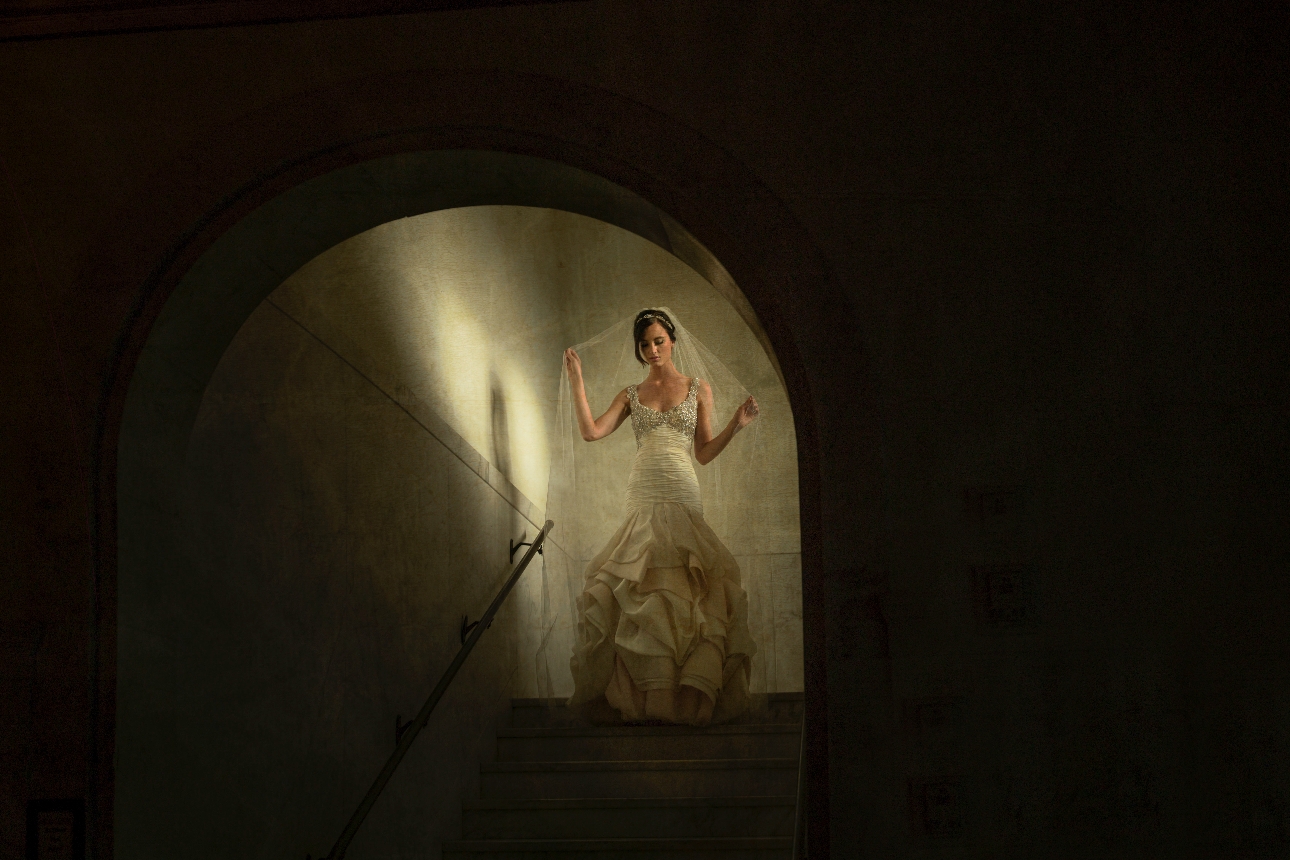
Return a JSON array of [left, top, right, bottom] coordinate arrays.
[[125, 300, 524, 860]]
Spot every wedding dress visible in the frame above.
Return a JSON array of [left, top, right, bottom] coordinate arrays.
[[567, 376, 755, 725]]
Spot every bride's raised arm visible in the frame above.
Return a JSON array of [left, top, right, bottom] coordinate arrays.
[[693, 379, 758, 465], [565, 347, 631, 442]]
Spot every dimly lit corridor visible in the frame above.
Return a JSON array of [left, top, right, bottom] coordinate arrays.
[[3, 3, 1287, 859]]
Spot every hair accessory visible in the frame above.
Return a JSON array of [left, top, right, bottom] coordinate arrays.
[[637, 310, 675, 332]]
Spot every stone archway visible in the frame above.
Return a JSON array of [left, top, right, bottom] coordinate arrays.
[[113, 153, 806, 859], [91, 71, 880, 858]]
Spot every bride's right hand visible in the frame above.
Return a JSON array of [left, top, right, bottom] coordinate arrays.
[[563, 347, 583, 382]]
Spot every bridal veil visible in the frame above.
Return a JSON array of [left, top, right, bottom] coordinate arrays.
[[534, 306, 789, 707]]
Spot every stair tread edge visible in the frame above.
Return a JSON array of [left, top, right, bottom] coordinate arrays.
[[482, 758, 797, 772], [463, 796, 797, 809]]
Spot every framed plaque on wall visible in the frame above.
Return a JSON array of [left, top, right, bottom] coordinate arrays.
[[26, 799, 84, 860]]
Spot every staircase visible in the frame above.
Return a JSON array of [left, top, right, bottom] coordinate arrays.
[[443, 693, 803, 859]]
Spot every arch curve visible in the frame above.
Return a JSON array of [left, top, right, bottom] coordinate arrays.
[[94, 69, 876, 859]]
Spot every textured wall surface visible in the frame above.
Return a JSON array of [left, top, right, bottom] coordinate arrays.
[[260, 204, 802, 698], [0, 3, 1286, 859], [125, 299, 527, 859]]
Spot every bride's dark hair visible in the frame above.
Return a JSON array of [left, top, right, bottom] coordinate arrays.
[[633, 308, 677, 364]]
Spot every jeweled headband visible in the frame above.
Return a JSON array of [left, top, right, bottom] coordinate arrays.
[[635, 309, 676, 335]]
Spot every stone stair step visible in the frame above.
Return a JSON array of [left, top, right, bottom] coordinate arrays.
[[462, 796, 796, 839], [497, 724, 801, 761], [442, 836, 791, 859], [480, 758, 798, 799], [508, 693, 804, 729]]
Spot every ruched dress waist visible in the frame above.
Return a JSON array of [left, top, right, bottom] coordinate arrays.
[[623, 426, 701, 514]]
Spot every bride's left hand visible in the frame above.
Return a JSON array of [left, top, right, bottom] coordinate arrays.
[[734, 396, 759, 430]]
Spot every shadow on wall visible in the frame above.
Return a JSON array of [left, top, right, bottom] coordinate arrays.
[[490, 365, 512, 488], [115, 204, 800, 860]]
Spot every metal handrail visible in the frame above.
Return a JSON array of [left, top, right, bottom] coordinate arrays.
[[313, 519, 554, 860]]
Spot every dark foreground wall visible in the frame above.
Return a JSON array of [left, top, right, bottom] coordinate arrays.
[[1, 3, 1286, 858]]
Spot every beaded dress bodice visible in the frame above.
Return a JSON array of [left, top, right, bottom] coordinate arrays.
[[627, 377, 700, 447]]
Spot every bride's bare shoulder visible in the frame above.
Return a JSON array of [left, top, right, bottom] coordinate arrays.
[[693, 378, 713, 409]]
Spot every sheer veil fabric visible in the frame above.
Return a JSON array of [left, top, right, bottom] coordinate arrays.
[[536, 307, 771, 724]]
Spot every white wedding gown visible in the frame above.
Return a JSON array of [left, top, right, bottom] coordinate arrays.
[[568, 377, 755, 725]]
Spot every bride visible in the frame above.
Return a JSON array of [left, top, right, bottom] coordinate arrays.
[[561, 308, 760, 726]]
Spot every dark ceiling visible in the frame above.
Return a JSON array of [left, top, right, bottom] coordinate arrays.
[[0, 0, 585, 41]]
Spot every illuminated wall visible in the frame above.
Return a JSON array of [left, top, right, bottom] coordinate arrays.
[[260, 205, 803, 696], [116, 204, 800, 859]]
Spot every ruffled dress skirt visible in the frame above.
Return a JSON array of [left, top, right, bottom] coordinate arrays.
[[568, 427, 755, 725]]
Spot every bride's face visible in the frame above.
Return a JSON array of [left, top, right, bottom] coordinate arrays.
[[639, 321, 674, 367]]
